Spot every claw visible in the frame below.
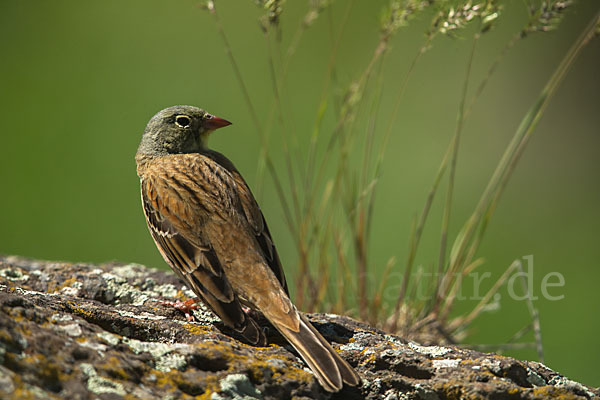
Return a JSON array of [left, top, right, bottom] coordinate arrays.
[[161, 298, 200, 322]]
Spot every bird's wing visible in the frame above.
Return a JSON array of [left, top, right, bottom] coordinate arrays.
[[140, 162, 265, 346], [205, 150, 289, 296], [230, 170, 289, 295]]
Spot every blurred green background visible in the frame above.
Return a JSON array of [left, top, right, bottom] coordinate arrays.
[[1, 0, 598, 387]]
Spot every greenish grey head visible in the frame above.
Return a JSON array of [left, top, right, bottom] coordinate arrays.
[[137, 105, 231, 156]]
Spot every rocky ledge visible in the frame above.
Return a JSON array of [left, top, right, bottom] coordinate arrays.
[[0, 255, 596, 399]]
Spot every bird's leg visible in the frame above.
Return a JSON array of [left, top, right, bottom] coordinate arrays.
[[161, 298, 200, 322]]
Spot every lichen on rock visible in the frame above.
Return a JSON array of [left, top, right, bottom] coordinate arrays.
[[0, 256, 597, 399]]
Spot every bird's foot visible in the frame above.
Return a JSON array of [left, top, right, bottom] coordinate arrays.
[[161, 298, 200, 322]]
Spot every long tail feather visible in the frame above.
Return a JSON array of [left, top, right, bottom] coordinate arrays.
[[275, 313, 360, 392]]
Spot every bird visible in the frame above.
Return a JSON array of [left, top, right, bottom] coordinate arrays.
[[135, 105, 360, 392]]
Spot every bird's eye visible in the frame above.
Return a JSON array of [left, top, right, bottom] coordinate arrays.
[[175, 115, 191, 128]]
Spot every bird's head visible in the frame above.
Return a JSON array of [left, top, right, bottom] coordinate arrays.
[[137, 105, 231, 156]]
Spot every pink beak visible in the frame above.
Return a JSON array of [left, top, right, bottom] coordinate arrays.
[[205, 114, 232, 130]]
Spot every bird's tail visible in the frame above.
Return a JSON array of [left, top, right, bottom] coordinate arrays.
[[275, 313, 360, 392]]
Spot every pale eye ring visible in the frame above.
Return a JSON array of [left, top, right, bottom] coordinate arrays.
[[175, 115, 191, 128]]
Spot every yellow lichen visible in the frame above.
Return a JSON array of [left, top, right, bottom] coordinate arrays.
[[532, 386, 582, 400], [151, 369, 219, 398], [183, 324, 211, 335], [507, 387, 521, 395], [53, 276, 77, 293], [96, 356, 131, 380], [358, 347, 378, 365], [68, 302, 97, 320], [188, 341, 313, 388]]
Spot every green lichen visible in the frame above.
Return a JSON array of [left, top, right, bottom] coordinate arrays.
[[111, 263, 147, 279], [96, 331, 121, 346], [156, 353, 188, 372], [526, 368, 546, 386], [0, 267, 29, 282], [408, 342, 452, 357], [211, 373, 263, 400], [81, 362, 127, 396], [101, 272, 151, 306], [152, 282, 179, 298], [54, 322, 83, 337]]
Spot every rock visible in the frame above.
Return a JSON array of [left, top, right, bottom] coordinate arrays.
[[0, 255, 597, 399]]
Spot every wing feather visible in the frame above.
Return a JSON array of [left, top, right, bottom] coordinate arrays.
[[204, 150, 289, 295], [140, 170, 265, 346]]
